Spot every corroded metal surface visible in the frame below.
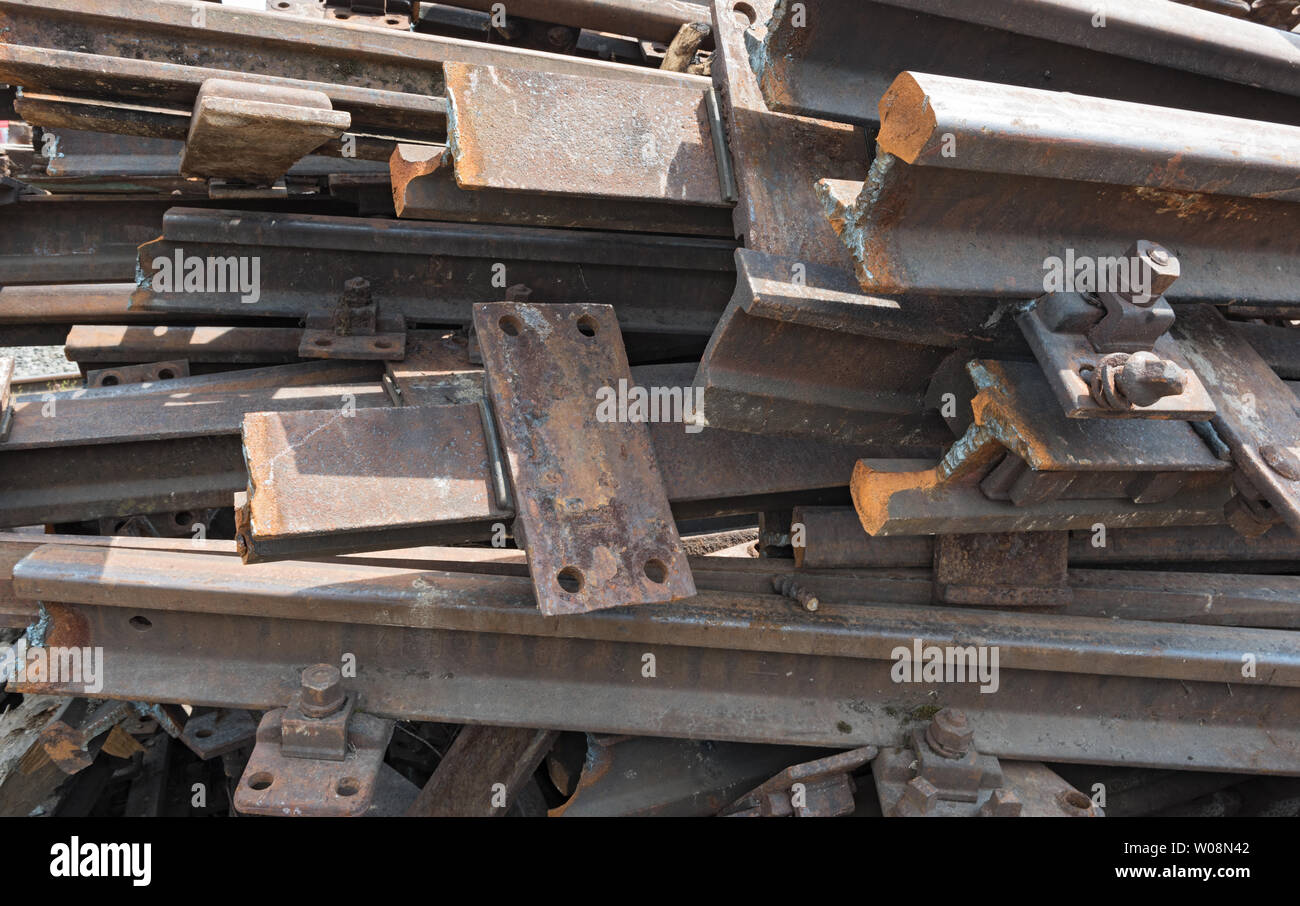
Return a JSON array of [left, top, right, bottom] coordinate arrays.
[[1175, 304, 1300, 533], [1, 359, 386, 449], [445, 62, 724, 205], [390, 143, 733, 235], [14, 544, 1300, 771], [851, 360, 1233, 536], [692, 246, 1018, 448], [708, 0, 868, 269], [237, 403, 510, 562], [474, 302, 695, 615], [134, 207, 737, 336], [820, 74, 1300, 305], [754, 0, 1300, 127]]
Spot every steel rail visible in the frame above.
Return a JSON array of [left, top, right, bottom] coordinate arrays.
[[753, 0, 1300, 127], [820, 75, 1300, 305], [11, 543, 1300, 772], [134, 207, 737, 335]]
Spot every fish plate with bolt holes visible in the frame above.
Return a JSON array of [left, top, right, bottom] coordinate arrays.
[[473, 301, 695, 615]]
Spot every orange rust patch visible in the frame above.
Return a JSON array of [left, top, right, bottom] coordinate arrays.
[[851, 460, 939, 535], [42, 602, 92, 651], [876, 72, 938, 163]]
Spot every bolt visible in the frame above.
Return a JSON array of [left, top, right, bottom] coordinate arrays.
[[925, 707, 973, 758], [1129, 240, 1179, 301], [1115, 351, 1187, 407], [1262, 444, 1300, 481], [299, 663, 345, 718], [341, 277, 372, 308], [899, 776, 940, 815], [771, 575, 819, 612]]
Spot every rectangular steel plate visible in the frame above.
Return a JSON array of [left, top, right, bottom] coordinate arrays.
[[473, 301, 694, 615], [240, 403, 509, 545], [444, 62, 724, 205]]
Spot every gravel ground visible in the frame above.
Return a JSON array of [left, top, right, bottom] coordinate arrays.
[[0, 345, 72, 380]]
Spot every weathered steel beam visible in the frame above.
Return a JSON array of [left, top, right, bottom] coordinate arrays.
[[133, 207, 736, 336], [0, 44, 449, 141], [692, 247, 1021, 448], [754, 0, 1300, 128], [820, 73, 1300, 305], [0, 0, 705, 94], [0, 195, 177, 285], [64, 325, 304, 366], [707, 0, 868, 269], [13, 544, 1300, 773], [1, 359, 387, 450], [442, 0, 709, 45], [444, 61, 727, 205], [791, 506, 1300, 570], [390, 143, 734, 235]]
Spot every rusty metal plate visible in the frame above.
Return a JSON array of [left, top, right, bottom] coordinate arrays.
[[234, 709, 393, 817], [180, 79, 349, 183], [239, 403, 510, 561], [934, 532, 1071, 608], [444, 62, 724, 205], [1175, 304, 1300, 533], [179, 708, 258, 760], [473, 302, 694, 615], [85, 359, 189, 388]]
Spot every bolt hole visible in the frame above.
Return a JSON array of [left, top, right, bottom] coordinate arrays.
[[195, 728, 213, 739], [337, 777, 360, 797], [1060, 789, 1092, 811], [576, 315, 598, 338], [336, 11, 349, 18], [499, 315, 523, 337], [373, 339, 393, 349], [386, 16, 399, 24], [275, 1, 288, 6], [101, 374, 120, 386], [129, 615, 152, 631], [314, 337, 333, 347], [732, 2, 757, 26], [173, 510, 194, 526], [643, 558, 669, 584], [248, 772, 274, 791], [157, 368, 176, 380], [556, 566, 584, 593]]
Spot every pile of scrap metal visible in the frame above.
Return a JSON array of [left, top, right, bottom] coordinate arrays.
[[0, 0, 1298, 818]]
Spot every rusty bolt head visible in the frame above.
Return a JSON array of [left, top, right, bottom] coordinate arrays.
[[341, 277, 372, 308], [1116, 351, 1187, 407], [926, 707, 974, 758], [1125, 240, 1180, 303], [1262, 444, 1300, 481], [900, 776, 941, 815], [299, 663, 345, 717]]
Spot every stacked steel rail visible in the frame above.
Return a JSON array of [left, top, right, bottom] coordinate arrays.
[[0, 0, 1298, 817]]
